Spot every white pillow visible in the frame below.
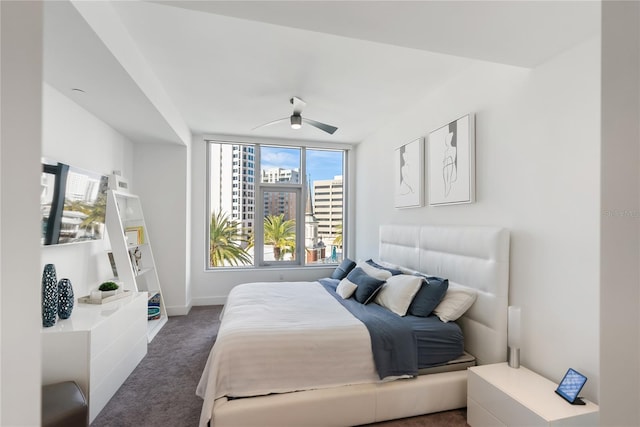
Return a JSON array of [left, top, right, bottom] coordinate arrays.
[[356, 261, 391, 280], [433, 285, 477, 322], [336, 278, 358, 299], [370, 259, 401, 270], [357, 260, 392, 281], [374, 274, 423, 316]]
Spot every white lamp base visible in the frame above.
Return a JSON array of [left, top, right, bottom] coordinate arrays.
[[508, 347, 520, 368]]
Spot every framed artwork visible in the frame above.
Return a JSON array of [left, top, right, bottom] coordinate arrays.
[[394, 137, 424, 208], [427, 114, 475, 206], [125, 226, 145, 245]]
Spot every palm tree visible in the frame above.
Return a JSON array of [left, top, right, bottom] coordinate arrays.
[[209, 210, 252, 267], [64, 194, 107, 238], [80, 192, 107, 232], [263, 214, 296, 261]]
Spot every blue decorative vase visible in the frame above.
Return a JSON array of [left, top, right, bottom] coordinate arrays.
[[42, 264, 58, 327], [57, 278, 74, 319]]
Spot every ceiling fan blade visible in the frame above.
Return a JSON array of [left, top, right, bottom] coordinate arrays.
[[302, 117, 338, 135], [252, 117, 289, 130], [290, 97, 307, 115]]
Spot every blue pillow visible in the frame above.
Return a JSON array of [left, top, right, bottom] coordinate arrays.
[[365, 259, 403, 276], [407, 275, 449, 317], [347, 267, 387, 304], [331, 258, 357, 280]]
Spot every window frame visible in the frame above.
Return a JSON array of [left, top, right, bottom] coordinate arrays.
[[205, 138, 350, 270]]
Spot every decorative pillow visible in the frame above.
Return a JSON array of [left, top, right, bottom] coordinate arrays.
[[357, 260, 392, 281], [374, 274, 423, 316], [365, 259, 403, 276], [407, 276, 449, 317], [336, 278, 358, 299], [433, 284, 478, 322], [331, 258, 357, 280], [342, 267, 385, 304]]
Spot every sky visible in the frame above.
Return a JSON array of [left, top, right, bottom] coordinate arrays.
[[260, 146, 343, 182]]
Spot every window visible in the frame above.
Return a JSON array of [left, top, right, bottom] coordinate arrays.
[[207, 141, 346, 269]]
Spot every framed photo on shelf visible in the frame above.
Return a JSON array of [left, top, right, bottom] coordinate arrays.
[[128, 246, 142, 274], [125, 226, 144, 245], [109, 173, 130, 193], [427, 113, 475, 206], [107, 251, 118, 278], [394, 137, 424, 209]]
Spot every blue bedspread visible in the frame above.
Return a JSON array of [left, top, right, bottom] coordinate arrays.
[[318, 278, 418, 379]]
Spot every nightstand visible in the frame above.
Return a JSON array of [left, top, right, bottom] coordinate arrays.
[[467, 363, 598, 426]]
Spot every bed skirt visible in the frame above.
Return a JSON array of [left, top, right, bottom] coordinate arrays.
[[210, 370, 467, 427]]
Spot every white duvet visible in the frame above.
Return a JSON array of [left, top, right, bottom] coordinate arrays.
[[196, 281, 380, 427]]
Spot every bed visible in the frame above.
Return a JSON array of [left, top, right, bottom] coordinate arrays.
[[197, 224, 510, 426]]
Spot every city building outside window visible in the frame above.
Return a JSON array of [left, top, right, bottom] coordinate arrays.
[[207, 141, 346, 269]]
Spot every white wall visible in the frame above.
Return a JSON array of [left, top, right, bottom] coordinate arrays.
[[354, 38, 601, 401], [133, 142, 191, 315], [41, 83, 134, 301], [600, 2, 640, 425], [40, 84, 192, 316], [0, 2, 43, 424]]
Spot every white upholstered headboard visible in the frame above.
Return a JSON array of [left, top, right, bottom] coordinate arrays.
[[379, 225, 510, 366]]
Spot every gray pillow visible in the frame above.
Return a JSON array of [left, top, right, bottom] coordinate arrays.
[[331, 258, 356, 280], [407, 275, 449, 317], [347, 267, 386, 304]]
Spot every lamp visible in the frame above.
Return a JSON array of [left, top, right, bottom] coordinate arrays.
[[290, 114, 302, 129], [508, 305, 521, 368]]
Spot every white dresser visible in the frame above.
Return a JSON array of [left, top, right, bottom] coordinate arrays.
[[468, 363, 599, 427], [41, 292, 148, 422]]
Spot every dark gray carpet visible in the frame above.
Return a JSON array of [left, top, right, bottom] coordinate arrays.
[[91, 305, 222, 427], [91, 305, 468, 427]]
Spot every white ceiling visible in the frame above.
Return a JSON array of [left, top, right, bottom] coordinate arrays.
[[43, 1, 600, 146]]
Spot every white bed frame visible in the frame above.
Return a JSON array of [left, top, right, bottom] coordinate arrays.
[[209, 225, 510, 426]]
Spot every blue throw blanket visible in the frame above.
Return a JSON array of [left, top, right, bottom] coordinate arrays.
[[318, 278, 418, 379]]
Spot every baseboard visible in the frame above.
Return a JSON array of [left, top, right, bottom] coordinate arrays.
[[191, 296, 227, 306], [166, 298, 225, 316], [166, 303, 192, 316]]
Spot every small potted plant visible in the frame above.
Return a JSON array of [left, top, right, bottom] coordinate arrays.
[[98, 281, 120, 297]]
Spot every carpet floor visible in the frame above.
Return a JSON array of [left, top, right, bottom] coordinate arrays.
[[90, 305, 469, 427]]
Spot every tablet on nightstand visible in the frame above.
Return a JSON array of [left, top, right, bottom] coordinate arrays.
[[555, 368, 588, 405]]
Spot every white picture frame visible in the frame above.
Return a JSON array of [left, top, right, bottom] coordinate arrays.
[[427, 114, 475, 206], [394, 137, 424, 209], [109, 173, 130, 193]]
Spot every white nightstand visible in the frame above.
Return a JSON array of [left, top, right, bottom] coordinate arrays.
[[467, 363, 599, 427]]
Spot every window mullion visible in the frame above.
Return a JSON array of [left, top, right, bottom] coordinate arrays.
[[298, 148, 307, 265], [254, 146, 264, 266]]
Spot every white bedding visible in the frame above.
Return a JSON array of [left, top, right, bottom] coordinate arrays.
[[196, 281, 382, 427]]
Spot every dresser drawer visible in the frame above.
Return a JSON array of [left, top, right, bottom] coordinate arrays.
[[468, 368, 547, 426], [467, 396, 507, 427], [468, 364, 599, 427]]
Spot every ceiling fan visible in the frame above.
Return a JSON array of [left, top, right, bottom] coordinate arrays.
[[253, 97, 338, 135]]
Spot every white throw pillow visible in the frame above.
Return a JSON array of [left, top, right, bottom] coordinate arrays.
[[433, 285, 478, 322], [357, 260, 392, 281], [374, 274, 423, 316], [336, 278, 358, 299]]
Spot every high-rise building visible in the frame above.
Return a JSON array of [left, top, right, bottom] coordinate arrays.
[[313, 175, 343, 246], [209, 144, 255, 232], [262, 168, 299, 220], [261, 167, 300, 184]]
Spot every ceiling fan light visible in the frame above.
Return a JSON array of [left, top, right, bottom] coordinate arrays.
[[290, 114, 302, 129]]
